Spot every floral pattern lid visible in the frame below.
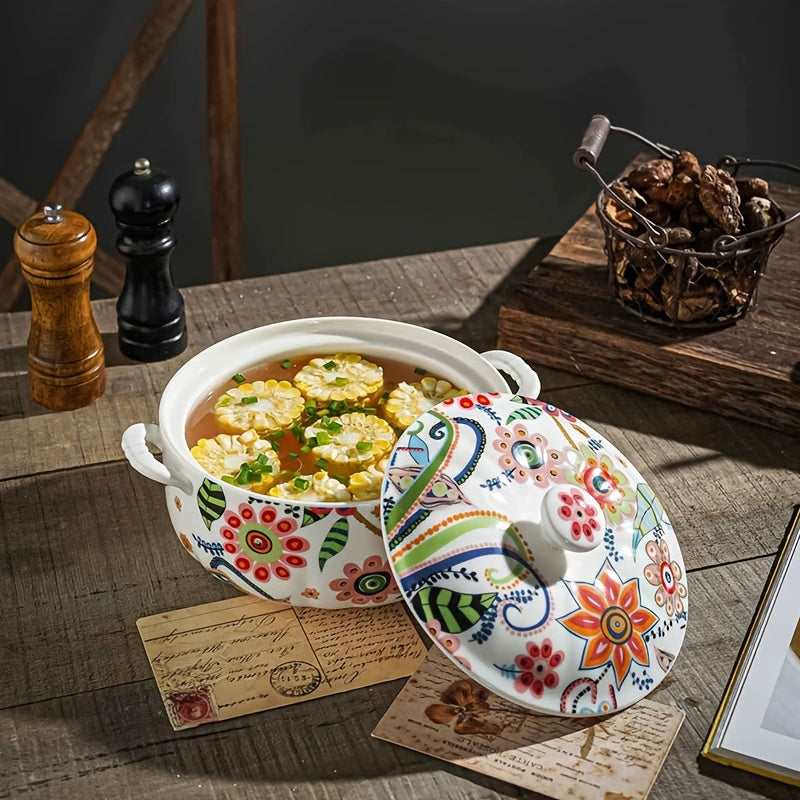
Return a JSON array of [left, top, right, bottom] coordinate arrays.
[[381, 393, 687, 716]]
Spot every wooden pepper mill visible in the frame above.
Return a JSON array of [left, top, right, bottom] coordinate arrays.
[[110, 157, 187, 361], [14, 204, 105, 410]]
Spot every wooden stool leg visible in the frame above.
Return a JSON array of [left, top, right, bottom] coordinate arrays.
[[207, 0, 243, 283]]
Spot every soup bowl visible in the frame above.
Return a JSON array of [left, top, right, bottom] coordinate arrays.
[[121, 316, 540, 607]]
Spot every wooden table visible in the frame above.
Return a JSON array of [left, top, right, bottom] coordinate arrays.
[[1, 238, 799, 800]]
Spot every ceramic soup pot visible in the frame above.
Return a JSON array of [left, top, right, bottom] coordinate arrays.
[[121, 316, 540, 608]]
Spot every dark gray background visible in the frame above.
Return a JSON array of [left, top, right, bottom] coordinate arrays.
[[2, 0, 798, 308]]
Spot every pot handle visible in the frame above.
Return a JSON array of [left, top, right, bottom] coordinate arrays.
[[121, 422, 193, 494], [481, 350, 541, 399]]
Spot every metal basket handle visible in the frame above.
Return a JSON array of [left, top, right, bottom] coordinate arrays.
[[573, 115, 800, 255]]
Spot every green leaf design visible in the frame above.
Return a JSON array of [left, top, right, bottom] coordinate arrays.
[[412, 586, 496, 633], [318, 517, 349, 571], [505, 403, 542, 425], [632, 482, 664, 554], [197, 478, 226, 530], [302, 507, 331, 527]]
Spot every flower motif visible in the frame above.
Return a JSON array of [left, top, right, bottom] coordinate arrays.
[[643, 540, 687, 617], [426, 619, 472, 670], [425, 679, 503, 736], [220, 502, 309, 582], [493, 425, 564, 486], [512, 638, 565, 697], [552, 487, 602, 545], [301, 587, 319, 600], [442, 394, 496, 410], [563, 445, 635, 524], [559, 560, 658, 688], [329, 555, 400, 605]]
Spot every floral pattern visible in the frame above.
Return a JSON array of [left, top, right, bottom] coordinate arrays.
[[425, 679, 504, 736], [492, 425, 564, 486], [511, 638, 565, 698], [559, 560, 659, 687], [563, 445, 636, 524], [220, 502, 309, 582], [329, 554, 400, 605], [643, 540, 687, 617]]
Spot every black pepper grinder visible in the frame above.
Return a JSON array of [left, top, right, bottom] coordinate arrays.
[[110, 157, 187, 361]]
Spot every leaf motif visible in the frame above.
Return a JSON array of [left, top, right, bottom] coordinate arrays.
[[412, 585, 497, 633], [632, 482, 664, 553], [302, 507, 331, 527], [197, 478, 226, 530], [318, 517, 349, 571], [505, 404, 542, 425]]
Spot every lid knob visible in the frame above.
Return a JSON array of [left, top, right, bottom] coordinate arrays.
[[540, 486, 603, 553]]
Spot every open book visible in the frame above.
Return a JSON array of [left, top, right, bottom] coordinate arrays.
[[702, 505, 800, 786]]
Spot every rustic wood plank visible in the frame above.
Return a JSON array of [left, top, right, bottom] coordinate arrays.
[[0, 548, 792, 799], [497, 179, 800, 435], [207, 0, 243, 282], [0, 0, 195, 311]]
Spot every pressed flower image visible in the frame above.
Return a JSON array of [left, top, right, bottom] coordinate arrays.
[[425, 679, 505, 737]]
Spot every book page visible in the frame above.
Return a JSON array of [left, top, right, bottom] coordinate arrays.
[[137, 595, 427, 729], [373, 647, 683, 800]]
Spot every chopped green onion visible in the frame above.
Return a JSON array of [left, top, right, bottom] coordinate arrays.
[[334, 376, 348, 386], [306, 398, 317, 409], [293, 477, 310, 490], [255, 453, 268, 465], [288, 452, 299, 459], [221, 475, 236, 484], [316, 458, 328, 469], [315, 431, 331, 445], [414, 366, 427, 375], [300, 445, 311, 453], [327, 420, 343, 434], [235, 467, 250, 484], [232, 373, 245, 383], [323, 360, 337, 370], [219, 396, 233, 407], [241, 395, 258, 405], [378, 391, 389, 405], [356, 441, 373, 452], [328, 400, 345, 412], [271, 430, 286, 439], [281, 359, 292, 369]]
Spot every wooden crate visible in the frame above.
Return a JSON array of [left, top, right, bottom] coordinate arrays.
[[498, 179, 800, 435]]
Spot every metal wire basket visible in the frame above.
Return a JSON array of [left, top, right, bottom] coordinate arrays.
[[574, 115, 799, 328]]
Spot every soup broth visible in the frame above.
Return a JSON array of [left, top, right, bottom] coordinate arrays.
[[185, 353, 466, 502]]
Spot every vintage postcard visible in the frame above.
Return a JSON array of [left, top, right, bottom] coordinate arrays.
[[373, 647, 684, 800], [702, 505, 800, 786], [137, 594, 427, 729]]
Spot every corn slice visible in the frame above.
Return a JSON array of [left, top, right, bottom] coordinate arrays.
[[383, 377, 467, 429], [214, 379, 304, 434], [305, 412, 396, 476], [268, 471, 352, 503], [294, 353, 383, 404], [190, 428, 280, 492], [348, 457, 389, 502]]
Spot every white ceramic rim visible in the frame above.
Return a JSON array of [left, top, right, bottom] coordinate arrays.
[[158, 316, 518, 504]]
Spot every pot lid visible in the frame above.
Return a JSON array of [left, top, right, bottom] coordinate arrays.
[[380, 392, 687, 716]]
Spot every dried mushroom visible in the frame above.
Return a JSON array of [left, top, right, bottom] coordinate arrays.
[[627, 158, 673, 189], [698, 166, 743, 234]]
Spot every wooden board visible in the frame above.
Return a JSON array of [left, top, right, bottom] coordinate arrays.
[[497, 180, 800, 435]]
